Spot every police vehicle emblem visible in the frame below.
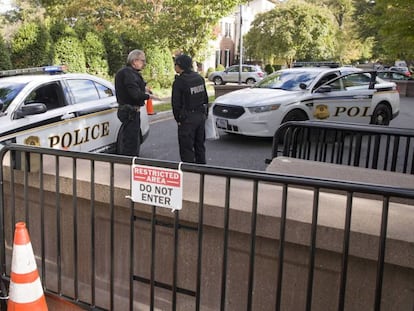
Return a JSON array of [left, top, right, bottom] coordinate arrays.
[[24, 136, 40, 146], [314, 104, 330, 120]]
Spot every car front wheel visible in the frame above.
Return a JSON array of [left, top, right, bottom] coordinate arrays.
[[370, 103, 391, 125], [277, 110, 308, 143], [213, 76, 224, 85], [246, 78, 255, 85]]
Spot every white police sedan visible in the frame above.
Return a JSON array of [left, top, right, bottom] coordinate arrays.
[[0, 66, 149, 153], [212, 67, 400, 137]]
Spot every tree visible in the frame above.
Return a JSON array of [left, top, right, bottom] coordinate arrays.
[[50, 21, 86, 72], [154, 0, 245, 60], [10, 21, 52, 68], [244, 1, 337, 67], [370, 0, 414, 63], [102, 28, 124, 76], [306, 0, 367, 64], [142, 45, 175, 89], [0, 35, 12, 70], [82, 31, 110, 77], [39, 0, 244, 61]]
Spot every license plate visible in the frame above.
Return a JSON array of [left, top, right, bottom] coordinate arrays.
[[216, 118, 228, 129]]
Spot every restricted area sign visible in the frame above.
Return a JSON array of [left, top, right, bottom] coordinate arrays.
[[130, 164, 183, 211]]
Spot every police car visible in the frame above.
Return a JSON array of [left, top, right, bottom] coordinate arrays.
[[212, 67, 400, 137], [0, 66, 149, 153]]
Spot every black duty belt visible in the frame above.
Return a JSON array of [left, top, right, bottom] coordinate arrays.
[[187, 106, 205, 113], [119, 104, 141, 112]]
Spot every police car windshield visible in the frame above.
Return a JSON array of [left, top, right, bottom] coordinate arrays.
[[0, 82, 26, 112], [254, 70, 320, 91]]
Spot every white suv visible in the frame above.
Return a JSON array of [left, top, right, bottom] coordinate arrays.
[[0, 66, 149, 153], [208, 64, 265, 85]]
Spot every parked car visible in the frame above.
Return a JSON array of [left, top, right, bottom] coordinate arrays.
[[0, 65, 149, 153], [212, 67, 399, 138], [389, 66, 411, 77], [377, 70, 414, 81], [208, 64, 265, 85]]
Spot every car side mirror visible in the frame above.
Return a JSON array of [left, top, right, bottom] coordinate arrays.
[[316, 85, 332, 93], [15, 103, 47, 119], [299, 83, 307, 90]]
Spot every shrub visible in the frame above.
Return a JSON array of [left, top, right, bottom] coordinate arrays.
[[102, 29, 124, 76], [82, 32, 110, 78], [0, 36, 12, 70], [10, 21, 52, 68], [53, 36, 86, 72], [142, 45, 175, 89], [264, 64, 274, 74], [216, 64, 225, 71], [273, 64, 282, 71], [206, 67, 215, 78]]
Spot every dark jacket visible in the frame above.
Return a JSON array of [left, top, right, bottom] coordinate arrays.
[[172, 71, 208, 123], [115, 66, 149, 108]]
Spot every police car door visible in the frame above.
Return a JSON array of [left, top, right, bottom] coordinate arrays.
[[312, 72, 374, 124], [11, 82, 82, 151], [64, 78, 121, 152]]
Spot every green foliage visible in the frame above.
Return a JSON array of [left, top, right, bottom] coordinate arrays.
[[216, 64, 225, 71], [264, 64, 274, 75], [4, 0, 413, 75], [10, 21, 52, 68], [206, 67, 215, 78], [53, 36, 86, 72], [49, 20, 76, 42], [244, 1, 337, 67], [102, 29, 124, 76], [273, 65, 282, 71], [371, 0, 414, 62], [150, 0, 246, 61], [82, 32, 110, 77], [0, 36, 12, 70], [142, 45, 175, 89]]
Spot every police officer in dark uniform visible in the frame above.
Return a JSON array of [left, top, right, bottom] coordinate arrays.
[[172, 54, 209, 164], [115, 49, 154, 156]]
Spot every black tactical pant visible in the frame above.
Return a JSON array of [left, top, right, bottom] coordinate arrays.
[[117, 107, 141, 156], [178, 111, 206, 164]]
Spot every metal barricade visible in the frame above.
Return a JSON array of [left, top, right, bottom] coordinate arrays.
[[267, 121, 414, 174], [0, 143, 412, 310]]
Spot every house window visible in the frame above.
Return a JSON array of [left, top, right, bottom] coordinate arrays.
[[215, 50, 221, 68], [224, 50, 230, 67], [225, 23, 231, 38]]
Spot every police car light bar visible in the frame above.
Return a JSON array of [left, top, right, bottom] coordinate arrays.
[[0, 65, 67, 77], [293, 61, 340, 68]]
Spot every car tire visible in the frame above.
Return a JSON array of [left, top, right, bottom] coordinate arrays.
[[370, 103, 391, 125], [246, 78, 255, 85], [213, 76, 224, 85], [277, 110, 308, 143]]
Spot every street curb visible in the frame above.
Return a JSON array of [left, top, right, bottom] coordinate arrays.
[[149, 110, 173, 123]]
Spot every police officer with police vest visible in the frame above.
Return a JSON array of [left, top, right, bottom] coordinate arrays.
[[115, 49, 156, 156], [172, 54, 209, 164]]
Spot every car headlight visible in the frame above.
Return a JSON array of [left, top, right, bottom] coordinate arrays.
[[248, 104, 281, 113]]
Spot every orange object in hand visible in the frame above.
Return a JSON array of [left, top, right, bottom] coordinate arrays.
[[146, 97, 155, 115]]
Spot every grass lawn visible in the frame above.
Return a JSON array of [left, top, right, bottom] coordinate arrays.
[[153, 96, 216, 113], [153, 81, 215, 113]]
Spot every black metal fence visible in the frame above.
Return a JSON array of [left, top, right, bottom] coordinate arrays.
[[0, 143, 413, 310], [267, 121, 414, 174]]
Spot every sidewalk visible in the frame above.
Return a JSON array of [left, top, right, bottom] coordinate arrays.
[[148, 97, 173, 123]]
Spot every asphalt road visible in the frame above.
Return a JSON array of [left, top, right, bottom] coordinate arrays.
[[140, 96, 414, 171]]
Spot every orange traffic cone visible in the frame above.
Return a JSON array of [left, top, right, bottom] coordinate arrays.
[[146, 98, 156, 115], [7, 222, 48, 310]]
